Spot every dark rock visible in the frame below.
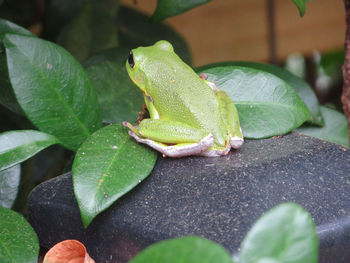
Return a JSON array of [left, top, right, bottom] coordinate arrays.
[[28, 132, 350, 263]]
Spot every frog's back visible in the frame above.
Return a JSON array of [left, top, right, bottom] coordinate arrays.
[[142, 51, 227, 145]]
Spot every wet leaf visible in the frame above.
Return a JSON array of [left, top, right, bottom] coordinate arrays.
[[197, 65, 311, 138], [197, 62, 323, 126], [150, 0, 212, 22], [2, 34, 102, 150], [128, 236, 234, 263], [297, 106, 349, 147], [240, 203, 318, 263], [72, 124, 157, 227], [292, 0, 306, 17], [84, 47, 143, 124], [0, 206, 39, 263], [0, 130, 59, 171], [57, 0, 119, 62], [0, 164, 20, 208]]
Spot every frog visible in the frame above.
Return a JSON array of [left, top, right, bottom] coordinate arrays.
[[123, 40, 243, 157]]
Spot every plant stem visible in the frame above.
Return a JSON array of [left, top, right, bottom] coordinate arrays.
[[267, 0, 277, 65], [343, 0, 350, 143]]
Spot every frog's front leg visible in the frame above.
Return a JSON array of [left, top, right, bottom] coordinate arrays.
[[123, 119, 214, 157]]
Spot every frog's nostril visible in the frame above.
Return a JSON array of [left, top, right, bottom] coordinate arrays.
[[128, 51, 135, 68]]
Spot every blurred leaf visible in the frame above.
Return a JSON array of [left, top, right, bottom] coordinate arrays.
[[150, 0, 212, 22], [297, 106, 349, 147], [284, 53, 306, 79], [72, 124, 157, 227], [57, 0, 119, 62], [292, 0, 306, 17], [197, 62, 323, 126], [128, 236, 234, 263], [0, 18, 33, 36], [0, 206, 39, 263], [314, 49, 344, 98], [0, 0, 36, 28], [43, 240, 95, 263], [84, 47, 143, 124], [0, 18, 33, 115], [0, 130, 59, 171], [197, 65, 311, 139], [117, 6, 191, 65], [240, 203, 318, 263], [0, 164, 20, 208], [2, 34, 102, 150], [43, 0, 84, 41]]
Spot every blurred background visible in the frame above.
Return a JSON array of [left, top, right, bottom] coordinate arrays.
[[122, 0, 345, 67]]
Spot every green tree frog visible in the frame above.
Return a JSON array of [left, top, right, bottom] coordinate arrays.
[[123, 40, 243, 157]]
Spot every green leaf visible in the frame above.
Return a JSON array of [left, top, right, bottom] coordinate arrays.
[[57, 0, 119, 62], [117, 6, 192, 65], [0, 164, 20, 208], [84, 47, 143, 124], [0, 18, 33, 36], [197, 62, 323, 126], [314, 49, 344, 95], [2, 34, 102, 150], [72, 124, 157, 227], [292, 0, 306, 17], [297, 106, 349, 147], [0, 130, 59, 171], [196, 65, 311, 139], [128, 236, 234, 263], [0, 19, 33, 115], [284, 53, 306, 80], [239, 203, 318, 263], [0, 206, 39, 263], [150, 0, 212, 22]]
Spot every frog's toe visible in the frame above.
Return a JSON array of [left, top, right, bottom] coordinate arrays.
[[230, 136, 244, 149]]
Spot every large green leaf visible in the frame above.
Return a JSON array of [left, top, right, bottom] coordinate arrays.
[[84, 47, 143, 124], [292, 0, 306, 17], [0, 130, 59, 171], [197, 65, 311, 138], [240, 203, 318, 263], [128, 236, 234, 263], [0, 164, 20, 208], [0, 206, 39, 263], [57, 0, 119, 62], [297, 106, 349, 147], [150, 0, 212, 22], [197, 62, 323, 126], [117, 6, 192, 65], [72, 124, 157, 227], [0, 19, 33, 115], [2, 34, 102, 150]]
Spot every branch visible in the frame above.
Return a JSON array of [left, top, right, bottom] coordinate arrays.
[[342, 0, 350, 143]]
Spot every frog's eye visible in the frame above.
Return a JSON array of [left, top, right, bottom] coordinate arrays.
[[128, 51, 135, 68]]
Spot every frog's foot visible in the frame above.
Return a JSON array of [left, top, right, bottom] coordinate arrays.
[[230, 136, 244, 149], [199, 144, 231, 157], [127, 130, 214, 158], [229, 127, 244, 149]]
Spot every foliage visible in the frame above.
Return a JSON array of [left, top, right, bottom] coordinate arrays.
[[0, 0, 345, 261]]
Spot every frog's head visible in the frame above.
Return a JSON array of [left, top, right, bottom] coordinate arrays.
[[126, 40, 175, 93]]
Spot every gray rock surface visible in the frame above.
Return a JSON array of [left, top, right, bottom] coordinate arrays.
[[28, 132, 350, 262]]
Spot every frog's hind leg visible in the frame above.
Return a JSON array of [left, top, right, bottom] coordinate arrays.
[[217, 90, 244, 149], [127, 130, 214, 158], [123, 119, 215, 157]]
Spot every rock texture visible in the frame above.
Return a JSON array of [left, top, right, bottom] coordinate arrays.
[[28, 132, 350, 263]]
